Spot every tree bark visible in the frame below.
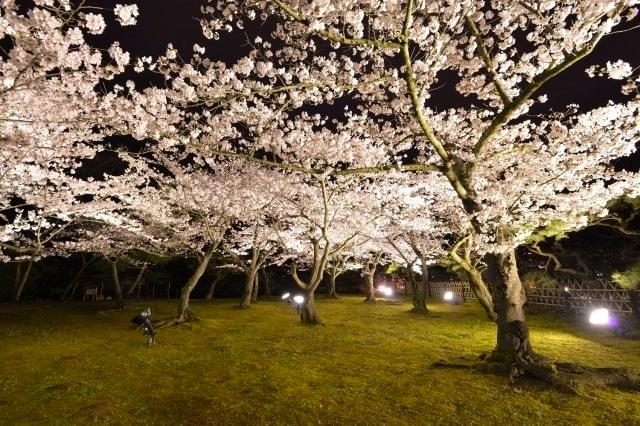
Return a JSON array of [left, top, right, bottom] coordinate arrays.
[[327, 273, 338, 298], [363, 272, 376, 303], [251, 271, 259, 302], [176, 247, 215, 322], [420, 260, 431, 299], [111, 260, 124, 309], [411, 263, 428, 313], [127, 265, 147, 297], [205, 275, 222, 300], [300, 290, 321, 324], [485, 248, 532, 362], [239, 268, 256, 309], [449, 254, 496, 321], [14, 259, 34, 302], [261, 268, 271, 296]]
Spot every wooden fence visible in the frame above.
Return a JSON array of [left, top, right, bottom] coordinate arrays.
[[430, 281, 478, 303], [429, 280, 639, 318]]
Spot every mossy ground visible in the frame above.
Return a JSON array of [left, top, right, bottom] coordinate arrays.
[[0, 296, 639, 425]]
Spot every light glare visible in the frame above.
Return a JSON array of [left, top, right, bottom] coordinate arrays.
[[443, 291, 454, 302], [589, 308, 609, 326], [293, 295, 305, 304], [376, 285, 394, 297], [281, 292, 290, 300]]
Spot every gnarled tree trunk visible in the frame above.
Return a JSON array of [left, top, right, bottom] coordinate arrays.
[[327, 273, 338, 298], [300, 291, 320, 324], [176, 246, 215, 322], [484, 247, 534, 368], [363, 271, 376, 303], [450, 250, 496, 321]]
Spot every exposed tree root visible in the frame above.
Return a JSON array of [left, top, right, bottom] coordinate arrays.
[[431, 360, 473, 370], [432, 354, 640, 394], [154, 309, 197, 329], [515, 355, 640, 394]]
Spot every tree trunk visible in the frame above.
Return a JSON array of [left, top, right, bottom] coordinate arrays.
[[420, 261, 431, 299], [261, 269, 271, 296], [467, 266, 497, 322], [411, 264, 428, 313], [363, 272, 376, 303], [300, 290, 321, 324], [251, 271, 259, 302], [14, 259, 34, 302], [111, 260, 124, 309], [205, 276, 222, 300], [485, 248, 532, 362], [176, 247, 215, 322], [327, 273, 338, 298], [239, 268, 256, 309], [14, 262, 22, 295], [127, 265, 147, 297], [61, 257, 88, 301]]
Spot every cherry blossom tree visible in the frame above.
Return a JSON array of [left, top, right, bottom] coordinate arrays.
[[220, 171, 289, 308], [3, 0, 638, 391], [193, 0, 640, 387], [324, 254, 354, 298], [274, 175, 387, 323]]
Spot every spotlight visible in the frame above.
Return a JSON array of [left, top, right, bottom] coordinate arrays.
[[293, 295, 305, 304], [443, 291, 454, 302], [281, 292, 290, 300], [376, 285, 394, 297], [589, 308, 609, 326], [563, 286, 569, 292]]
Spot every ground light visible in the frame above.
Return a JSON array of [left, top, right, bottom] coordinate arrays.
[[588, 308, 610, 326], [443, 291, 454, 302], [377, 285, 394, 297]]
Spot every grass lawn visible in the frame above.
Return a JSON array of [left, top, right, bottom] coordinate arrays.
[[0, 296, 639, 425]]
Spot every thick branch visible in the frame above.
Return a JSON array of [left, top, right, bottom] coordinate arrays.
[[464, 16, 512, 106], [473, 20, 615, 157], [530, 241, 584, 276], [400, 1, 477, 211]]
